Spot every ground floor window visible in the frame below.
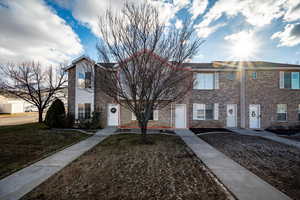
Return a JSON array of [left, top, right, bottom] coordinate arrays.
[[277, 104, 287, 121], [132, 110, 158, 121], [78, 103, 91, 120], [193, 103, 218, 120]]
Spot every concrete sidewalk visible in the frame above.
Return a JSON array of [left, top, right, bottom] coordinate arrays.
[[229, 128, 300, 149], [176, 129, 292, 200], [0, 127, 116, 200]]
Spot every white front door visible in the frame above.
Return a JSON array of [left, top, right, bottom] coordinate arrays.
[[226, 104, 237, 127], [108, 104, 119, 126], [175, 104, 186, 128], [249, 104, 260, 129]]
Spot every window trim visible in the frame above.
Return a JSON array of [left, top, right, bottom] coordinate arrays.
[[194, 73, 217, 90], [276, 104, 287, 121], [193, 103, 218, 120]]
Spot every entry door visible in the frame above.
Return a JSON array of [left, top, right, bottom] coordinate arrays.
[[175, 104, 186, 128], [249, 104, 260, 129], [108, 104, 119, 126], [226, 104, 237, 127]]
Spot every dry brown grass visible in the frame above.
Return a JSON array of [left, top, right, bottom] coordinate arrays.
[[0, 123, 90, 178], [22, 134, 230, 200], [199, 132, 300, 200]]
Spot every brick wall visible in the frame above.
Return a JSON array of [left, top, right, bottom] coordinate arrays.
[[245, 70, 300, 128], [94, 67, 114, 128], [189, 71, 241, 128], [67, 67, 76, 116]]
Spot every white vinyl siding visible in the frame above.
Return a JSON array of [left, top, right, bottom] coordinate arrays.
[[132, 112, 137, 120], [193, 103, 219, 120], [194, 73, 219, 90]]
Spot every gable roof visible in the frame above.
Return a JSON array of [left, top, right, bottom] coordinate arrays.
[[66, 54, 300, 72], [184, 61, 300, 70]]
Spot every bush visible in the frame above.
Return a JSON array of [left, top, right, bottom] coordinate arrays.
[[45, 99, 66, 128], [77, 112, 101, 130], [266, 122, 300, 135], [65, 114, 75, 128], [91, 111, 101, 129]]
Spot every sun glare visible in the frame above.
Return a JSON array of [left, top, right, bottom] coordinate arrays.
[[226, 31, 258, 60]]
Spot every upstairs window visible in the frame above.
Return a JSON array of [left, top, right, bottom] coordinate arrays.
[[280, 71, 300, 89], [78, 72, 92, 88], [194, 73, 219, 89], [85, 72, 92, 88], [252, 72, 257, 79], [277, 104, 287, 121]]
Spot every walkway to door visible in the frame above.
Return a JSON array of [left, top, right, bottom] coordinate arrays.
[[0, 127, 116, 200], [228, 128, 300, 149], [176, 129, 291, 200]]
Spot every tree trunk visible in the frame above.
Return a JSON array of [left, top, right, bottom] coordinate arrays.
[[139, 120, 149, 144], [38, 109, 43, 123]]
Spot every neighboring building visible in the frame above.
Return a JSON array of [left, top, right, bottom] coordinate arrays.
[[66, 54, 300, 129], [0, 93, 25, 113]]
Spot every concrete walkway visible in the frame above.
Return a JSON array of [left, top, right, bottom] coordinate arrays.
[[0, 127, 116, 200], [229, 128, 300, 149], [176, 129, 292, 200]]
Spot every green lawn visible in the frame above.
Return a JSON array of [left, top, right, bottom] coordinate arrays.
[[0, 123, 90, 179]]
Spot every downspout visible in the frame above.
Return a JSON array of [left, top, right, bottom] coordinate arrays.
[[240, 67, 246, 128]]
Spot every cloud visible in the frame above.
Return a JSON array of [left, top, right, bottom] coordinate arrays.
[[194, 0, 300, 38], [272, 23, 300, 47], [53, 0, 189, 37], [189, 0, 208, 19], [0, 0, 83, 64], [175, 19, 183, 29], [195, 23, 226, 38]]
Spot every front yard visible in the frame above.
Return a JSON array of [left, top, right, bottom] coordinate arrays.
[[22, 134, 231, 200], [0, 123, 90, 178], [198, 132, 300, 200]]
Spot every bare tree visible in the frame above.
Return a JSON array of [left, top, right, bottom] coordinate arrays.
[[0, 62, 67, 123], [97, 2, 202, 142]]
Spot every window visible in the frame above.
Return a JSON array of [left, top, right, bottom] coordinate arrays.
[[78, 104, 85, 120], [78, 72, 85, 88], [132, 110, 158, 121], [277, 104, 287, 121], [84, 103, 91, 119], [78, 103, 91, 120], [193, 104, 218, 120], [85, 72, 92, 88], [252, 72, 257, 79], [227, 72, 235, 80], [280, 71, 300, 89], [194, 73, 218, 89], [78, 72, 92, 88], [292, 72, 300, 89]]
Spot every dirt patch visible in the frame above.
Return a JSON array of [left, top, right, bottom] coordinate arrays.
[[190, 128, 232, 134], [0, 123, 90, 178], [199, 133, 300, 200], [281, 135, 300, 142], [22, 134, 230, 200]]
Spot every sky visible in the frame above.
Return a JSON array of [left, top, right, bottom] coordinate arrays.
[[0, 0, 300, 65]]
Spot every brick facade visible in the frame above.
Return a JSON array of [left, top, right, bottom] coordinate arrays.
[[245, 70, 300, 129], [67, 57, 300, 129], [67, 67, 76, 116], [189, 71, 241, 128]]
